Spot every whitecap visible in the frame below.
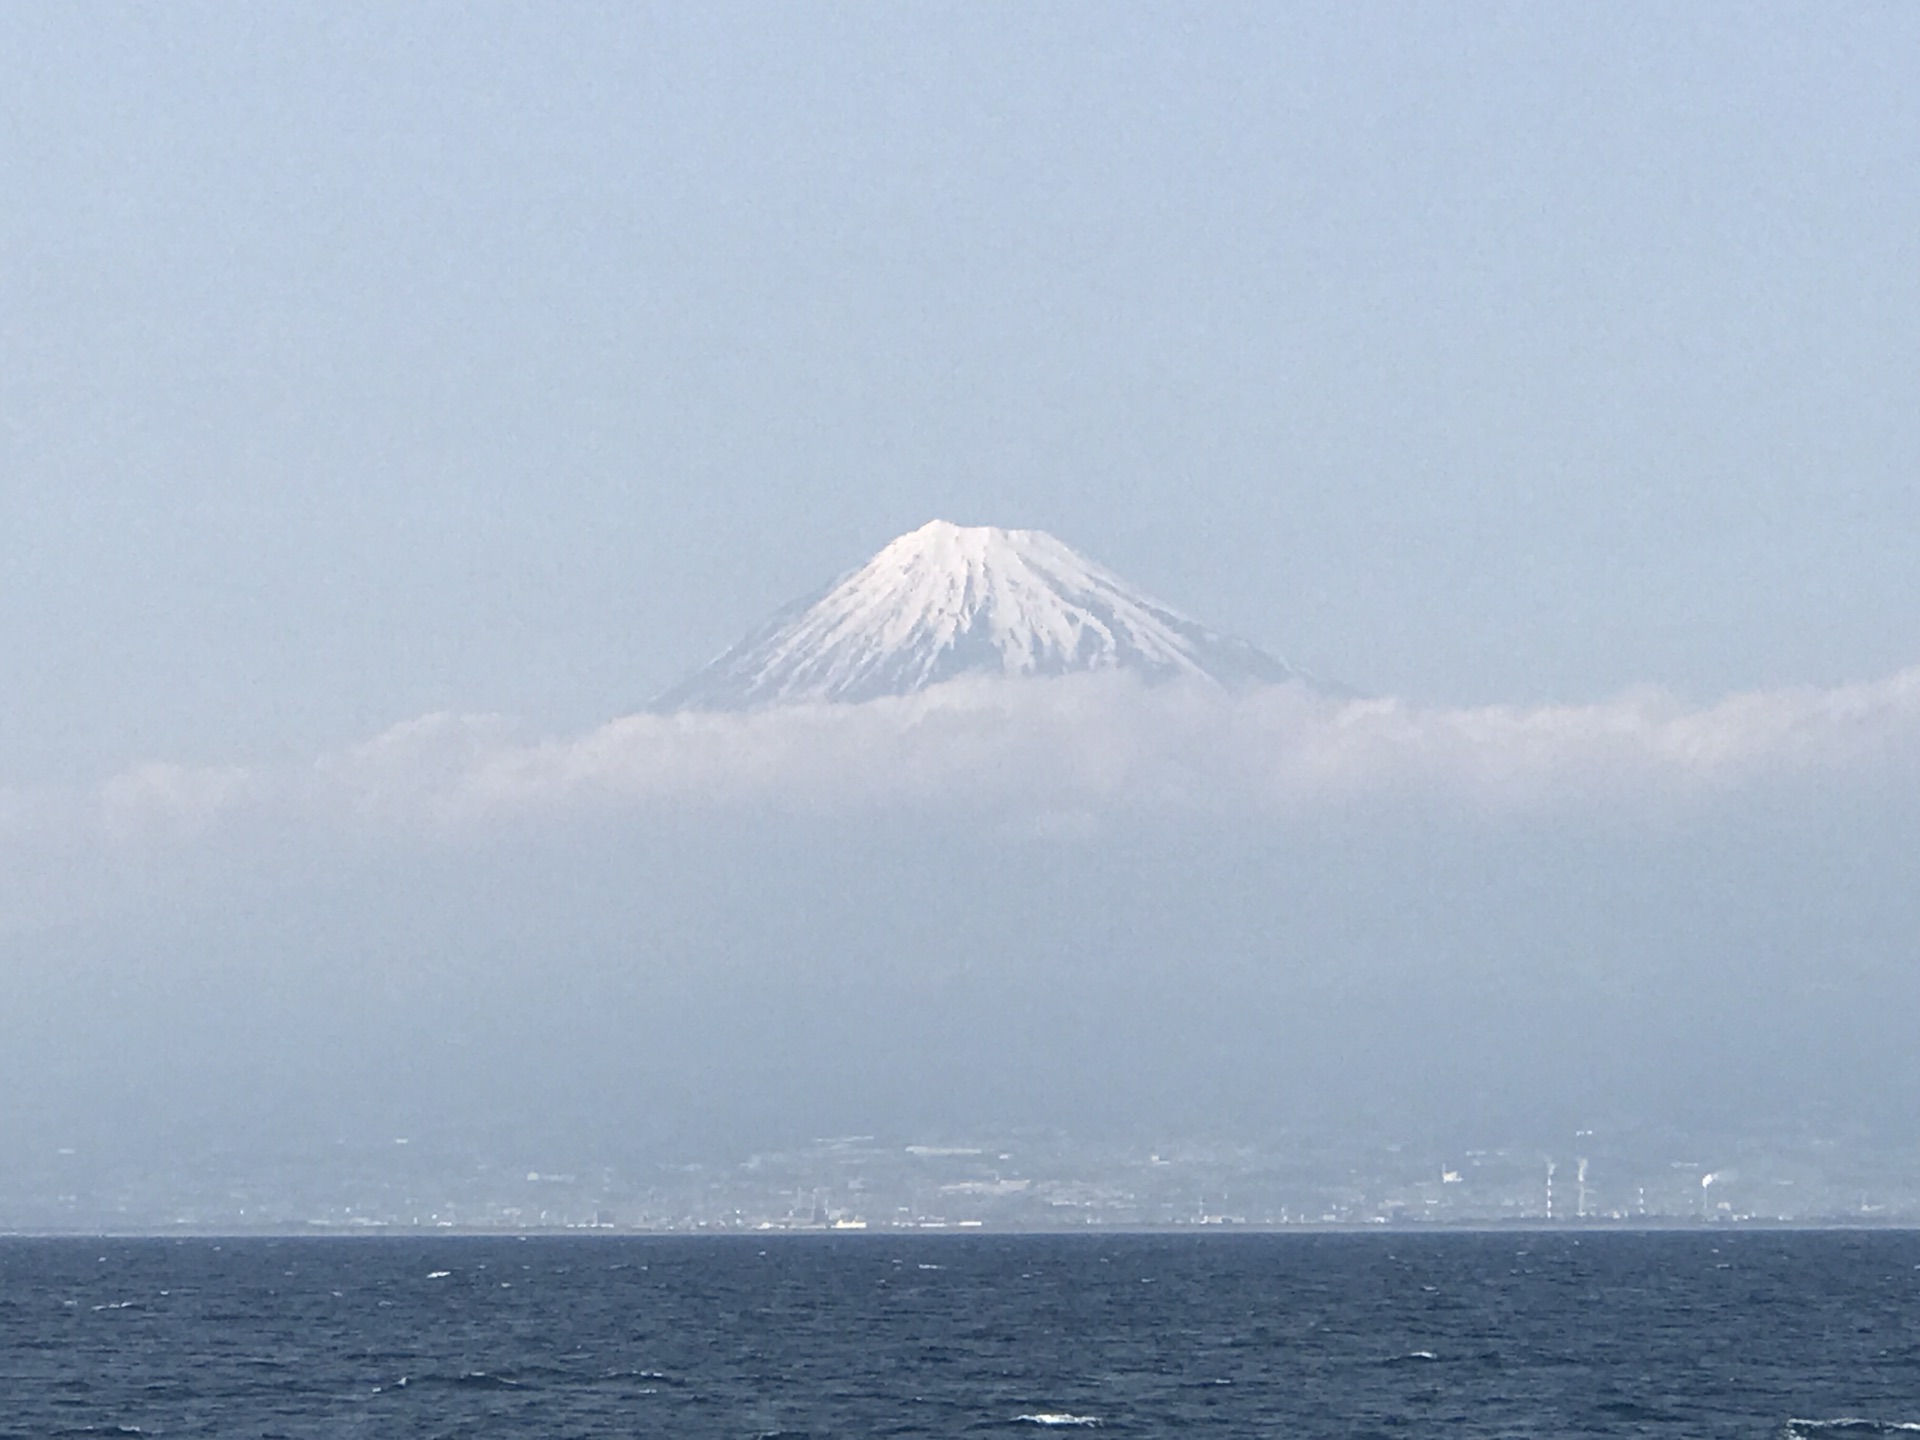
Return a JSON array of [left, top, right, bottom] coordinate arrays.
[[1015, 1414, 1101, 1428]]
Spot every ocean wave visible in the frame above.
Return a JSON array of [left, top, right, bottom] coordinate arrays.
[[1014, 1415, 1102, 1428], [1782, 1422, 1920, 1439], [373, 1371, 530, 1393]]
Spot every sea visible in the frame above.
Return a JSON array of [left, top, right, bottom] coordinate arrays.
[[1, 1230, 1916, 1438]]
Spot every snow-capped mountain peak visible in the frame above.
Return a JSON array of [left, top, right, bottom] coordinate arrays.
[[652, 519, 1304, 711]]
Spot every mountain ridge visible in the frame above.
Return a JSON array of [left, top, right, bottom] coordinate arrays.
[[652, 520, 1307, 712]]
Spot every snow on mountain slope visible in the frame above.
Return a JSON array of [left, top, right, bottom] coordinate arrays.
[[652, 520, 1309, 712]]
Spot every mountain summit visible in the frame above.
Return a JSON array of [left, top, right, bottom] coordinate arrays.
[[652, 520, 1305, 711]]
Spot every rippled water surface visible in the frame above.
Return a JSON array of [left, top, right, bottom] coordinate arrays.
[[2, 1231, 1917, 1437]]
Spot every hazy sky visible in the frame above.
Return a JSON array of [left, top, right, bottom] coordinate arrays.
[[4, 4, 1919, 1185], [5, 2, 1918, 780]]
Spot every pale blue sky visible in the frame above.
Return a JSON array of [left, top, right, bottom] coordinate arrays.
[[4, 1, 1917, 779]]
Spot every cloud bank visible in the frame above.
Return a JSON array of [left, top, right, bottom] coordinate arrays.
[[8, 668, 1920, 1175], [20, 665, 1920, 847]]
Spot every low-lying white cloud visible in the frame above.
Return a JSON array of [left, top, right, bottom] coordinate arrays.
[[15, 666, 1920, 847], [8, 669, 1920, 1172]]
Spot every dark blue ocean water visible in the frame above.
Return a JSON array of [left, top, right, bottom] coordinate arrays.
[[1, 1231, 1917, 1438]]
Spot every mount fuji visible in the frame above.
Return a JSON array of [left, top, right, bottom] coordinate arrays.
[[652, 520, 1310, 712]]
